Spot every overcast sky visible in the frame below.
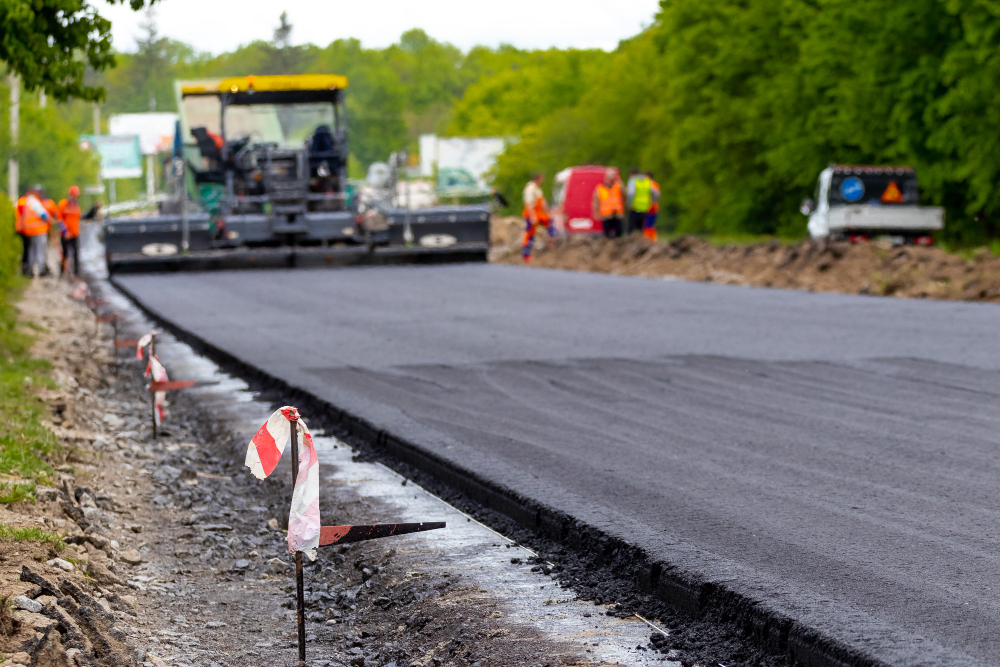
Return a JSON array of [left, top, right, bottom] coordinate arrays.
[[99, 0, 660, 54]]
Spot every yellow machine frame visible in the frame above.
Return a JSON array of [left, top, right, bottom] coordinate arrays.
[[179, 74, 349, 97]]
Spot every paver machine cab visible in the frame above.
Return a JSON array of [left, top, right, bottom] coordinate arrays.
[[103, 74, 491, 273]]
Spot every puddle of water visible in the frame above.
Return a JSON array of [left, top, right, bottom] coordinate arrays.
[[84, 229, 676, 665]]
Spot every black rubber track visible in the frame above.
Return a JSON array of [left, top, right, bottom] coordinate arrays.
[[114, 264, 1000, 667]]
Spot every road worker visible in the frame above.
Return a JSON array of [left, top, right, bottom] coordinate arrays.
[[19, 185, 52, 278], [644, 171, 661, 242], [57, 186, 99, 277], [626, 168, 657, 236], [522, 173, 555, 262], [592, 169, 624, 239]]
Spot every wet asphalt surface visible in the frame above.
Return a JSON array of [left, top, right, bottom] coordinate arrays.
[[116, 263, 1000, 666]]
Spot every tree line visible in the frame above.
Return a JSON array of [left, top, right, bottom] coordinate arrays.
[[472, 0, 1000, 244], [4, 1, 1000, 243]]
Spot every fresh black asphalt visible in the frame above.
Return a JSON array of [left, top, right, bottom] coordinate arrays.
[[116, 264, 1000, 666]]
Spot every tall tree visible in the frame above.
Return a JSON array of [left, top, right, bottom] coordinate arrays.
[[274, 12, 293, 49], [131, 7, 171, 111], [0, 0, 155, 101]]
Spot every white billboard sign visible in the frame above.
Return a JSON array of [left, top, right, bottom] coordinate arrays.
[[109, 112, 178, 155], [419, 134, 507, 194]]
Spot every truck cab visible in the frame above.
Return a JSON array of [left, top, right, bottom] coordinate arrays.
[[803, 164, 943, 245]]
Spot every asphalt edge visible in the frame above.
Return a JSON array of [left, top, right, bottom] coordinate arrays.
[[110, 275, 888, 667], [107, 246, 489, 274]]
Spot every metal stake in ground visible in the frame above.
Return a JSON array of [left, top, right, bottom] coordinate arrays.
[[288, 414, 307, 665], [112, 317, 119, 376], [148, 333, 157, 438], [244, 407, 446, 664]]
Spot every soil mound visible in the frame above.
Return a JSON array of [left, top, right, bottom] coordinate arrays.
[[494, 221, 1000, 302]]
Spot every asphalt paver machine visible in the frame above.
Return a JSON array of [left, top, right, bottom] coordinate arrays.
[[103, 75, 491, 273]]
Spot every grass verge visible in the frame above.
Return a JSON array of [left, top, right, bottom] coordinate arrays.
[[0, 523, 65, 551], [0, 292, 59, 487], [0, 482, 36, 505]]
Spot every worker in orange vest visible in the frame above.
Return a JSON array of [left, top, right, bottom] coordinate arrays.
[[643, 171, 661, 242], [57, 186, 99, 277], [19, 185, 52, 278], [522, 173, 555, 262], [592, 169, 624, 239]]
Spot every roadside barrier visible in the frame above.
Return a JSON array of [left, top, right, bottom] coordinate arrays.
[[135, 331, 197, 437], [246, 407, 445, 664]]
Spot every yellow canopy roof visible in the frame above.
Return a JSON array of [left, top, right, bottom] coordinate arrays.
[[180, 74, 348, 96]]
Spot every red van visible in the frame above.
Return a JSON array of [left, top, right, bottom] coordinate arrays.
[[553, 165, 619, 234]]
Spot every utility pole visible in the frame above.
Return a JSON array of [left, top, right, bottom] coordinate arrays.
[[38, 89, 45, 109], [93, 104, 104, 199], [146, 154, 155, 200], [8, 74, 19, 201]]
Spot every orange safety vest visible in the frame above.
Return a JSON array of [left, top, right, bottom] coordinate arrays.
[[20, 198, 48, 236], [596, 182, 624, 217], [649, 180, 661, 215], [57, 199, 82, 238], [523, 194, 550, 223], [43, 199, 57, 224]]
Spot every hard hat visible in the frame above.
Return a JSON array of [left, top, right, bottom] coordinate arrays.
[[68, 186, 80, 197], [30, 183, 44, 193]]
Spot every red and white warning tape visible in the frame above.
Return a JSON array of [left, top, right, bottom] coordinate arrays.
[[245, 407, 321, 560], [144, 355, 169, 425], [136, 331, 154, 359]]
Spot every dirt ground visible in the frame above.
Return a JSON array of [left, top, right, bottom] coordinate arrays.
[[491, 216, 1000, 302]]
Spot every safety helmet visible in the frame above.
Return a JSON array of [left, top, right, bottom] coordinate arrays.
[[68, 186, 80, 197]]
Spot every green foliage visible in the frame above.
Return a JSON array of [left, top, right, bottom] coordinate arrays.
[[0, 481, 35, 504], [386, 29, 464, 114], [102, 12, 199, 114], [477, 0, 1000, 242], [0, 195, 18, 291], [0, 80, 101, 198], [448, 48, 607, 137], [0, 0, 155, 101], [0, 523, 64, 550]]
